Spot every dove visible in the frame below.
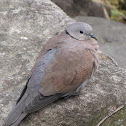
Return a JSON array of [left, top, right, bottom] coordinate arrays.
[[4, 22, 99, 126]]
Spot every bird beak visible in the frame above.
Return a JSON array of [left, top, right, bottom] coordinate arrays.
[[89, 34, 97, 40]]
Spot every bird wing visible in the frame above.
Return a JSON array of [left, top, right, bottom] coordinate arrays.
[[16, 33, 62, 104]]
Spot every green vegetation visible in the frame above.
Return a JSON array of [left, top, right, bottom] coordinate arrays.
[[109, 0, 126, 23], [111, 10, 122, 22]]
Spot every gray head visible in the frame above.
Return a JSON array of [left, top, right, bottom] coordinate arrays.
[[66, 22, 97, 41]]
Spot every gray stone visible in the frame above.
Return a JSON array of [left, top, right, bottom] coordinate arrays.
[[0, 0, 126, 126], [51, 0, 80, 17], [51, 0, 110, 18], [75, 16, 126, 69]]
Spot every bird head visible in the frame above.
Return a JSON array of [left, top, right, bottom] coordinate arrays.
[[66, 22, 97, 41]]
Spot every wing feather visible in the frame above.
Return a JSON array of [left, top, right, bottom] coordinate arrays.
[[25, 93, 63, 113]]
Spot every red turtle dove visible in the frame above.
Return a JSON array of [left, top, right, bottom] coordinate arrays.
[[4, 22, 99, 126]]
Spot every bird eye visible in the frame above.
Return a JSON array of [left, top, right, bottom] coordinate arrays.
[[80, 31, 83, 34]]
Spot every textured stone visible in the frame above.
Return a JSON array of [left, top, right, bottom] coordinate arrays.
[[51, 0, 80, 17], [0, 0, 126, 126], [51, 0, 110, 18]]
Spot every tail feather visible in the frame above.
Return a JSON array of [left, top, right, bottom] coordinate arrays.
[[5, 113, 27, 126], [4, 95, 28, 126], [4, 93, 63, 126]]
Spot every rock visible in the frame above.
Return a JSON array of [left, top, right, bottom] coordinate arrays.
[[75, 16, 126, 69], [0, 0, 126, 126], [51, 0, 110, 19], [51, 0, 80, 17]]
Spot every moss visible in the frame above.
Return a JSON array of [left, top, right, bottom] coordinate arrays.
[[101, 106, 126, 126], [65, 106, 126, 126], [88, 108, 108, 126], [110, 10, 122, 22], [86, 106, 126, 126]]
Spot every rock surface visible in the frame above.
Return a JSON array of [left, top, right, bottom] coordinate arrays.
[[75, 16, 126, 69], [0, 0, 126, 126], [51, 0, 110, 18], [51, 0, 80, 17]]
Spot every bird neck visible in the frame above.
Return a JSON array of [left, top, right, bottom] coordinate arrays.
[[65, 30, 79, 40]]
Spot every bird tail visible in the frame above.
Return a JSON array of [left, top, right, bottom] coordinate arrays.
[[4, 93, 63, 126], [4, 95, 27, 126], [4, 113, 27, 126]]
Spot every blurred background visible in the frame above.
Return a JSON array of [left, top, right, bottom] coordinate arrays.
[[51, 0, 126, 23], [51, 0, 126, 69]]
